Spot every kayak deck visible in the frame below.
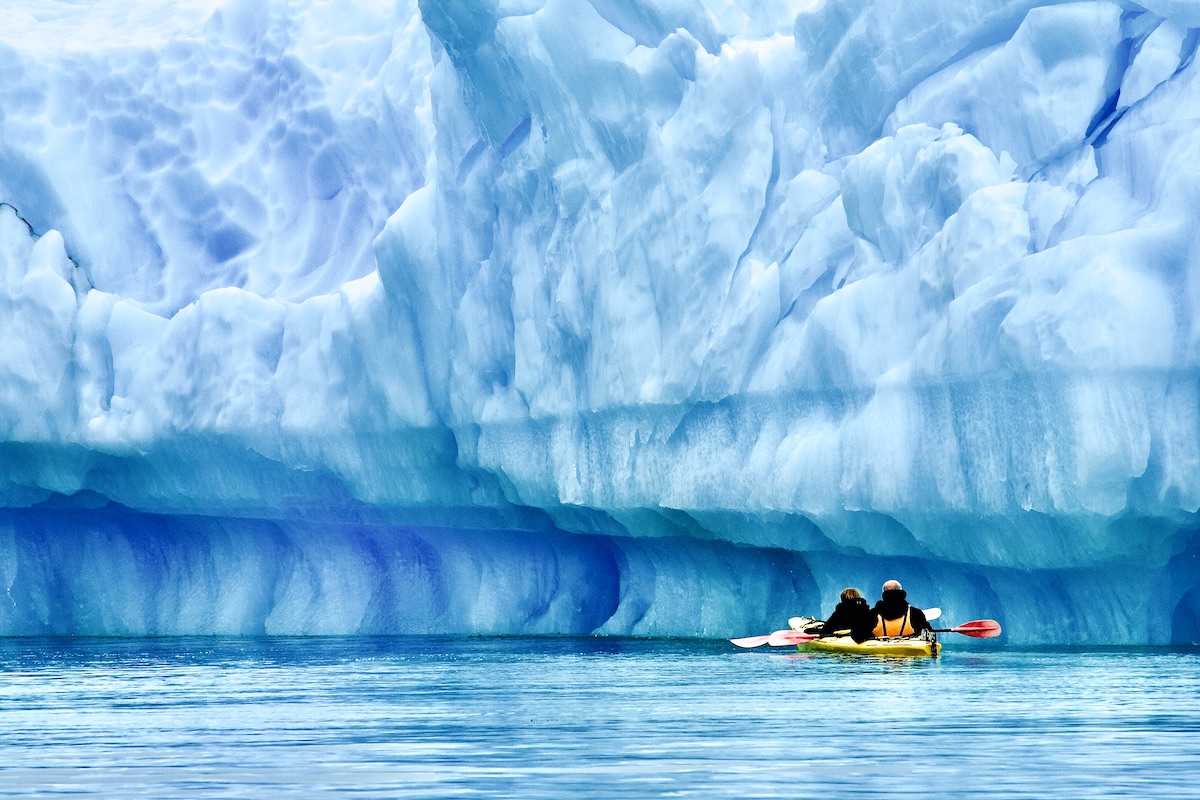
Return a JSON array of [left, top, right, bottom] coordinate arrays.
[[788, 616, 941, 657]]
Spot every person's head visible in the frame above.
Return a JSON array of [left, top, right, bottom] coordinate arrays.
[[882, 580, 902, 593], [840, 587, 862, 602]]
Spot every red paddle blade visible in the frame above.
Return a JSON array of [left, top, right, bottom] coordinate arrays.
[[951, 619, 1002, 638], [768, 629, 818, 647], [730, 635, 772, 648]]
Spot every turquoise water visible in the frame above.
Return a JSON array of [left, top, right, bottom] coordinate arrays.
[[1, 637, 1198, 798]]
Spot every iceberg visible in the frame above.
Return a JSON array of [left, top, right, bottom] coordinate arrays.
[[1, 0, 1198, 643]]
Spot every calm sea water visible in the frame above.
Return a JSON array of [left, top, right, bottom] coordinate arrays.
[[0, 637, 1197, 799]]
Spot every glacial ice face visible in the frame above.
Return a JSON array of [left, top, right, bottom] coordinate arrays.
[[2, 0, 1200, 643]]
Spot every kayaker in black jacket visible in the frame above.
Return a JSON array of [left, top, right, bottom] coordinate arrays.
[[872, 580, 930, 638], [819, 587, 877, 643]]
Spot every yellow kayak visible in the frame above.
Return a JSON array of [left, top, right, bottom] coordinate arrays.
[[788, 616, 941, 657], [799, 635, 940, 657]]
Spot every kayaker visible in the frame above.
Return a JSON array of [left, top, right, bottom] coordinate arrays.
[[872, 580, 930, 638], [818, 587, 877, 642]]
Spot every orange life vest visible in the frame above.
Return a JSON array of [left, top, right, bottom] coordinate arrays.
[[873, 607, 915, 637]]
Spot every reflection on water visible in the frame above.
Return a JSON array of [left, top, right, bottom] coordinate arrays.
[[0, 637, 1198, 798]]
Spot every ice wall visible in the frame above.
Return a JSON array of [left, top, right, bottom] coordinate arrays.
[[2, 0, 1200, 643]]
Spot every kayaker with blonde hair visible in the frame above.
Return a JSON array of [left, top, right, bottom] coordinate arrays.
[[872, 580, 930, 637], [817, 587, 877, 642]]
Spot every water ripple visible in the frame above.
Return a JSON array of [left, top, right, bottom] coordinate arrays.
[[0, 638, 1198, 798]]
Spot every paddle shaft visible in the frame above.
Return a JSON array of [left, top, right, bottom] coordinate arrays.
[[931, 619, 1002, 638], [732, 615, 998, 648]]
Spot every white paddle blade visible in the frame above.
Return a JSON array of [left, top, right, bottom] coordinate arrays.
[[730, 635, 771, 648]]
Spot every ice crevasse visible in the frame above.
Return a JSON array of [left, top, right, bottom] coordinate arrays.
[[0, 0, 1198, 643]]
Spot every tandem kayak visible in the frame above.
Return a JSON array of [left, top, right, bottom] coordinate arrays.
[[799, 635, 940, 657], [788, 616, 941, 657]]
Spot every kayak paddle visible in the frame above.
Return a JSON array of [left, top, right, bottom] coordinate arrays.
[[932, 619, 1002, 638], [730, 629, 819, 648]]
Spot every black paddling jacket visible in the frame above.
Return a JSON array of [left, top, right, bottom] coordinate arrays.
[[819, 597, 877, 642], [871, 589, 930, 637]]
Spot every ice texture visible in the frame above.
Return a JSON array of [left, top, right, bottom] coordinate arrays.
[[1, 0, 1199, 643]]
